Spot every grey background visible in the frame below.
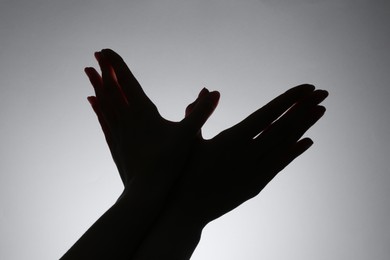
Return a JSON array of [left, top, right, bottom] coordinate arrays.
[[0, 0, 389, 259]]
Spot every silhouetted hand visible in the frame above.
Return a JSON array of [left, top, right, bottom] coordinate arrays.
[[172, 85, 328, 224], [85, 49, 220, 195], [61, 49, 221, 260], [78, 48, 329, 260], [132, 86, 328, 260]]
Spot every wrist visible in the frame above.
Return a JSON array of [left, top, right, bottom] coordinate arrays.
[[134, 202, 206, 260]]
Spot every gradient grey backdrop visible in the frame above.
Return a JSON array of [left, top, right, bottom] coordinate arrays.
[[1, 0, 389, 259]]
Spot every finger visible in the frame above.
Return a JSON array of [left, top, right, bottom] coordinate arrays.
[[285, 89, 328, 114], [226, 84, 315, 140], [84, 67, 103, 98], [85, 54, 120, 128], [290, 138, 314, 159], [85, 65, 120, 126], [262, 138, 314, 181], [183, 88, 210, 139], [95, 51, 127, 109], [280, 105, 326, 148], [254, 90, 328, 149], [101, 49, 152, 106], [181, 90, 220, 135], [185, 88, 210, 117]]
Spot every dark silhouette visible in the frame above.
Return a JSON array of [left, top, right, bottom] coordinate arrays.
[[61, 49, 328, 259]]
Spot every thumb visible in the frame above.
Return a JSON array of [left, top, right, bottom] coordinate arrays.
[[185, 87, 210, 117], [182, 90, 220, 135]]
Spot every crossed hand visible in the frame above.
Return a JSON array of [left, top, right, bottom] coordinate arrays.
[[82, 48, 327, 259]]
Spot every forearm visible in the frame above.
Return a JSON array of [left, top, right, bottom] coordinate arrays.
[[133, 203, 207, 260], [60, 187, 168, 260]]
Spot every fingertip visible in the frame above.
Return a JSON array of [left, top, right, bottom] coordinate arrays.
[[296, 138, 313, 154], [84, 67, 93, 75], [313, 105, 326, 116], [318, 89, 329, 99], [94, 51, 101, 60], [290, 84, 315, 93], [301, 83, 315, 91], [87, 96, 95, 105], [198, 87, 210, 98], [209, 91, 220, 104], [101, 48, 119, 59], [211, 90, 220, 97], [301, 137, 313, 147], [283, 138, 314, 166], [101, 48, 113, 53]]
